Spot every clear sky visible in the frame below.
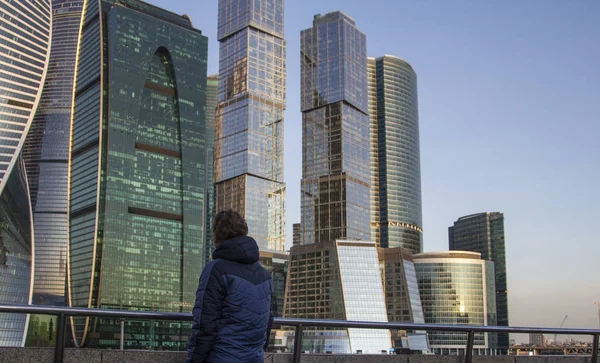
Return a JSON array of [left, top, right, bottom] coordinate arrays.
[[147, 0, 600, 337]]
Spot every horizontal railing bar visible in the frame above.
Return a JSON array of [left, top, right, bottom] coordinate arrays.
[[1, 304, 599, 336]]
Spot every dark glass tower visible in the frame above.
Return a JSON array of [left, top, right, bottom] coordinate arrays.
[[215, 0, 287, 252], [368, 55, 422, 254], [449, 212, 509, 353], [300, 12, 370, 244], [67, 0, 208, 349], [0, 0, 52, 347], [204, 75, 218, 263]]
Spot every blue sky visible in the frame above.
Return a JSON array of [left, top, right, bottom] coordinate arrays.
[[148, 0, 600, 335]]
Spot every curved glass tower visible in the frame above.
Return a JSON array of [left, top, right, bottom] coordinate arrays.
[[414, 251, 498, 355], [68, 0, 208, 348], [368, 55, 423, 254], [23, 0, 83, 307], [0, 0, 52, 347]]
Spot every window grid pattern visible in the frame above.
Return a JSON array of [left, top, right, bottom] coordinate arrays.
[[0, 0, 51, 193], [215, 0, 286, 253]]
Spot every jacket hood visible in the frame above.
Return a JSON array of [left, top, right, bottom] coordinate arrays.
[[212, 235, 260, 264]]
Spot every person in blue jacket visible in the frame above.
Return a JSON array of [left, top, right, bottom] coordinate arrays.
[[186, 209, 274, 363]]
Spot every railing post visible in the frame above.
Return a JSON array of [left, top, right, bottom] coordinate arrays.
[[292, 325, 303, 363], [464, 330, 474, 363], [591, 334, 599, 363], [120, 319, 125, 350], [53, 314, 66, 363]]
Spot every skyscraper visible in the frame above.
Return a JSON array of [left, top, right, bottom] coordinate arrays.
[[67, 0, 208, 348], [284, 12, 390, 354], [0, 0, 52, 346], [214, 0, 287, 252], [368, 55, 423, 254], [204, 74, 218, 263], [300, 12, 370, 245], [21, 0, 83, 346], [414, 251, 498, 355], [449, 212, 509, 352]]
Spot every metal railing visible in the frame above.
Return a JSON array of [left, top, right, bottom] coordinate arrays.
[[0, 304, 598, 363]]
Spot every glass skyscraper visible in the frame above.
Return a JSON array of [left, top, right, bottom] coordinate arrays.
[[204, 74, 218, 264], [449, 212, 509, 352], [300, 12, 370, 245], [414, 251, 498, 355], [368, 55, 423, 254], [214, 0, 287, 252], [21, 0, 83, 346], [67, 0, 208, 349], [0, 0, 52, 347]]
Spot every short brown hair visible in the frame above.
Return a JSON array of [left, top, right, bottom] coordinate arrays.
[[213, 209, 248, 246]]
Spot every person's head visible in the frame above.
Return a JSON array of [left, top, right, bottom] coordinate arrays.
[[212, 209, 248, 248]]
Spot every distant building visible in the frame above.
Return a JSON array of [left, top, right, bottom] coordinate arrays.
[[292, 223, 302, 245], [0, 0, 52, 347], [449, 212, 509, 352], [67, 0, 208, 349], [368, 56, 423, 254], [530, 333, 545, 346], [205, 75, 218, 263], [377, 247, 429, 351], [414, 251, 498, 355], [284, 240, 391, 354]]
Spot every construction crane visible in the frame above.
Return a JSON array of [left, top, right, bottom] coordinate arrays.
[[554, 315, 568, 345]]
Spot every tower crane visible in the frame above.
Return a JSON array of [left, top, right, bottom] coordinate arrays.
[[554, 315, 568, 345]]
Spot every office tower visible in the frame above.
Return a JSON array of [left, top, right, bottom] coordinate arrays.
[[300, 12, 370, 245], [214, 0, 287, 252], [530, 333, 545, 346], [204, 75, 218, 263], [0, 0, 52, 347], [449, 212, 509, 352], [292, 223, 301, 245], [368, 55, 422, 254], [284, 240, 391, 354], [20, 0, 83, 347], [67, 0, 208, 348], [377, 247, 428, 350], [258, 251, 288, 317], [285, 13, 390, 354], [414, 251, 498, 355]]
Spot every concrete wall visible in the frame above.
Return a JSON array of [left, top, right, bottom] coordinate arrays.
[[0, 349, 594, 363]]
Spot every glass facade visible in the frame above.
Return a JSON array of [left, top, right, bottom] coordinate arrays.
[[204, 75, 218, 264], [68, 0, 208, 349], [215, 0, 287, 252], [21, 0, 83, 311], [449, 212, 509, 352], [368, 55, 422, 254], [284, 240, 391, 354], [337, 241, 391, 354], [300, 12, 370, 245], [414, 251, 498, 355], [0, 158, 34, 347], [0, 0, 52, 347], [0, 0, 51, 191]]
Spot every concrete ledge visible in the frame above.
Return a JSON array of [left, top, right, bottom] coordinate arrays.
[[0, 349, 594, 363]]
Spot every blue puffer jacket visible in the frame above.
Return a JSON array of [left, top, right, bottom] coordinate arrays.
[[186, 235, 273, 363]]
